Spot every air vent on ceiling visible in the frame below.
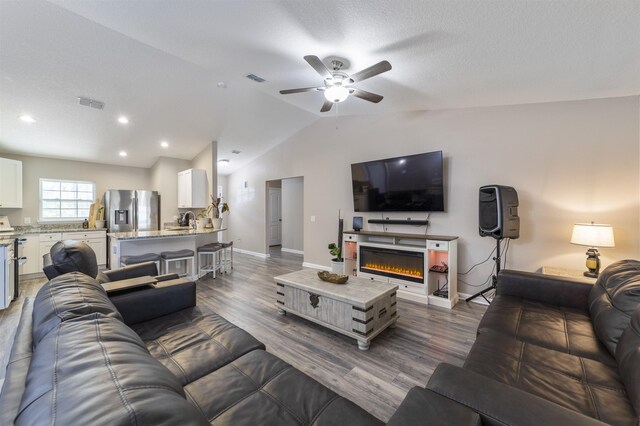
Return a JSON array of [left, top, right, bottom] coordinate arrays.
[[245, 74, 266, 83], [232, 150, 241, 154], [78, 96, 105, 110]]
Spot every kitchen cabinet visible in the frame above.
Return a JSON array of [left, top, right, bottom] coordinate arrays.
[[63, 231, 106, 266], [0, 157, 23, 208], [38, 233, 62, 271], [178, 168, 207, 208], [19, 235, 40, 275], [33, 231, 107, 274]]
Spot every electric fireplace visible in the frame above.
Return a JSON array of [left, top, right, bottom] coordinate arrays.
[[359, 246, 425, 284]]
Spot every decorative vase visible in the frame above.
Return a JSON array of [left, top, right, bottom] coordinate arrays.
[[330, 259, 344, 274], [196, 219, 206, 231], [212, 218, 223, 230]]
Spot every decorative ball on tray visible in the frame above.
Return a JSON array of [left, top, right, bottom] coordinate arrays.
[[317, 271, 349, 284]]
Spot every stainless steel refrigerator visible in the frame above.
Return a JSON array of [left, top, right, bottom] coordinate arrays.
[[104, 190, 160, 232]]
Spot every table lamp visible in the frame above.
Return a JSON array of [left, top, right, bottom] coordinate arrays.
[[570, 222, 615, 277]]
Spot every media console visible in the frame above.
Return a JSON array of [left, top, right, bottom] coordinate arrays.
[[342, 230, 458, 308]]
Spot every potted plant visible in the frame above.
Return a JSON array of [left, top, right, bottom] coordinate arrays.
[[328, 243, 343, 274], [207, 194, 229, 230]]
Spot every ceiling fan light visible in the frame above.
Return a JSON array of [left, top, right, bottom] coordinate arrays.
[[324, 86, 349, 103]]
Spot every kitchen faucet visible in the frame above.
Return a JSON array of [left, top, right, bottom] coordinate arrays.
[[184, 211, 196, 229]]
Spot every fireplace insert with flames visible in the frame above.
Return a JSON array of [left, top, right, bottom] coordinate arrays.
[[359, 246, 424, 284]]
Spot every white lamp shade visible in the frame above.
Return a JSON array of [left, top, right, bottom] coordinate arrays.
[[570, 223, 615, 247], [324, 85, 349, 103]]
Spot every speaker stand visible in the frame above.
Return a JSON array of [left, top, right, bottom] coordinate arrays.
[[466, 238, 502, 304]]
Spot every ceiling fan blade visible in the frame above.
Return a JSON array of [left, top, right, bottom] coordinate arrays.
[[279, 87, 324, 95], [304, 55, 333, 80], [350, 88, 384, 103], [348, 60, 392, 84], [320, 100, 333, 112]]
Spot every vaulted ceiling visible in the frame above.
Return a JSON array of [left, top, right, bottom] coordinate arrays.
[[1, 0, 638, 173]]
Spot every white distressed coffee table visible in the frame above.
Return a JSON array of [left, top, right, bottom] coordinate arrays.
[[274, 269, 398, 350]]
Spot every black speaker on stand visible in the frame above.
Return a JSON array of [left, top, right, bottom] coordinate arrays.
[[466, 185, 520, 303]]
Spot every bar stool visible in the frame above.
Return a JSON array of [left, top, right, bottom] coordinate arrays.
[[219, 241, 233, 273], [120, 253, 161, 273], [160, 249, 195, 278], [197, 243, 223, 279]]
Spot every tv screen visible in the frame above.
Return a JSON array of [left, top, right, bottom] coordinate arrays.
[[351, 151, 444, 212]]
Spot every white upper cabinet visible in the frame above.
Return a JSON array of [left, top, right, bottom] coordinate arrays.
[[0, 157, 23, 208], [177, 168, 207, 208]]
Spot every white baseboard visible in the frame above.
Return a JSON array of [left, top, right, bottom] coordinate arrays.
[[458, 292, 491, 306], [302, 262, 331, 271], [233, 248, 269, 259], [281, 248, 304, 255]]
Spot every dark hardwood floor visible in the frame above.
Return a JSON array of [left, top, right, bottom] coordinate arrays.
[[0, 248, 486, 421]]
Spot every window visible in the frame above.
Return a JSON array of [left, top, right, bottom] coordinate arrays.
[[40, 179, 96, 221]]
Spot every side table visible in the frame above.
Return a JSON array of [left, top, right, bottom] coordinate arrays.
[[540, 266, 597, 284]]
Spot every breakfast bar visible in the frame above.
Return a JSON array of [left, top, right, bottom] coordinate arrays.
[[108, 228, 227, 277]]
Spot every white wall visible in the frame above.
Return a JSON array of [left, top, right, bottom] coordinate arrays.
[[0, 153, 149, 225], [149, 156, 192, 225], [281, 177, 304, 252], [191, 141, 217, 201], [227, 96, 640, 294]]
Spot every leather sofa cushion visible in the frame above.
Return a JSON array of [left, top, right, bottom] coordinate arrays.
[[184, 349, 382, 425], [616, 305, 640, 418], [387, 387, 481, 426], [32, 272, 123, 346], [131, 307, 265, 385], [589, 259, 640, 356], [477, 294, 614, 365], [464, 332, 636, 425], [15, 314, 208, 426]]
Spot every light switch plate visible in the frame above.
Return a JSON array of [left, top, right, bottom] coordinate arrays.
[[310, 216, 316, 222]]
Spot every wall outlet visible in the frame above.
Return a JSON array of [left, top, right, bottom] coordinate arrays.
[[24, 217, 31, 224], [310, 216, 316, 222]]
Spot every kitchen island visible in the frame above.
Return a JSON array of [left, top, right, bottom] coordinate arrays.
[[108, 228, 227, 277]]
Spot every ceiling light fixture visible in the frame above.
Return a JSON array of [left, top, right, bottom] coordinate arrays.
[[324, 85, 349, 103], [160, 141, 169, 148], [20, 115, 36, 123], [119, 151, 127, 157], [218, 159, 230, 167], [117, 116, 129, 124], [217, 81, 227, 88]]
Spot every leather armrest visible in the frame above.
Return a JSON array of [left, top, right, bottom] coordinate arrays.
[[426, 363, 608, 426], [104, 262, 158, 281], [497, 269, 592, 310], [109, 279, 196, 325], [387, 387, 480, 426]]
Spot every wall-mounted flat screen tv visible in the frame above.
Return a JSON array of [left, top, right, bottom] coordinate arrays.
[[351, 151, 444, 212]]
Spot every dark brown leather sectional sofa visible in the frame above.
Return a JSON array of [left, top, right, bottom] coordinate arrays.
[[389, 261, 640, 425], [0, 272, 382, 425]]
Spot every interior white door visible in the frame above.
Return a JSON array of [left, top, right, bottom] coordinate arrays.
[[268, 188, 282, 246]]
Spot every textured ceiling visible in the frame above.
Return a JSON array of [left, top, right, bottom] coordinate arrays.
[[1, 0, 638, 173]]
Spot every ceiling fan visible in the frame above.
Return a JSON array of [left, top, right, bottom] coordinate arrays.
[[280, 55, 392, 112]]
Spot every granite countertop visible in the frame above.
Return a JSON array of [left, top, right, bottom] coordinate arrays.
[[108, 228, 227, 240], [0, 225, 107, 239]]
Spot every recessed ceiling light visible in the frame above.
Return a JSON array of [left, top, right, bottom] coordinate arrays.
[[160, 141, 169, 148], [20, 115, 36, 123], [217, 81, 227, 88], [117, 116, 129, 124], [119, 151, 127, 157], [218, 159, 230, 167]]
